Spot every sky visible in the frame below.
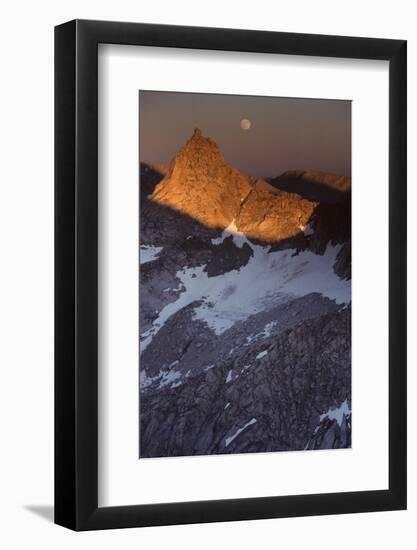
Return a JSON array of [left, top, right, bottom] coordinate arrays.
[[139, 91, 351, 178]]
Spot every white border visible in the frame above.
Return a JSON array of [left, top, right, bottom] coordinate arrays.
[[98, 44, 389, 507]]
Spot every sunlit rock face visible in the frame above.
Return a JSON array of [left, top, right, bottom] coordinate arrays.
[[149, 128, 317, 242], [139, 129, 352, 459]]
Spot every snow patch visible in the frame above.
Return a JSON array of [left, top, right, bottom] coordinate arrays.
[[256, 350, 268, 360], [225, 370, 233, 383], [140, 245, 163, 264], [211, 235, 226, 245], [224, 402, 231, 410], [158, 369, 182, 389], [303, 223, 314, 237], [140, 265, 207, 351], [139, 369, 159, 389], [320, 399, 351, 426], [139, 367, 184, 390], [225, 418, 257, 447], [246, 321, 278, 344], [211, 219, 251, 249], [299, 223, 314, 236]]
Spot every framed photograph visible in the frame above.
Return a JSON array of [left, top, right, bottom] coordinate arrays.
[[55, 19, 407, 530]]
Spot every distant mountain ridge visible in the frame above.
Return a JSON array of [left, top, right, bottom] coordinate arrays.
[[268, 170, 351, 204]]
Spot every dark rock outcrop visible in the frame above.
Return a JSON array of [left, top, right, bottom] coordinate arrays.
[[140, 306, 351, 457]]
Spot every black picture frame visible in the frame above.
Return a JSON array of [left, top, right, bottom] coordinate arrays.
[[55, 19, 407, 531]]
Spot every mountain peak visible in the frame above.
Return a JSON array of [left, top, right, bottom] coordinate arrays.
[[150, 129, 249, 228], [180, 127, 220, 157], [162, 129, 236, 185], [148, 131, 317, 240]]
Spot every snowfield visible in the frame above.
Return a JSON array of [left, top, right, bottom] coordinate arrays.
[[140, 236, 351, 352]]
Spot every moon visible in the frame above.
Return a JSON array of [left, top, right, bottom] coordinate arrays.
[[240, 118, 251, 131]]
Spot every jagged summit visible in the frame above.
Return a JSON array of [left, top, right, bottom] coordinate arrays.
[[169, 127, 228, 175], [189, 127, 216, 143], [150, 129, 253, 229], [190, 127, 209, 140], [149, 129, 317, 241]]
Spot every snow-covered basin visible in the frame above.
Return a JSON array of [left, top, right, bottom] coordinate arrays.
[[140, 225, 351, 352]]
